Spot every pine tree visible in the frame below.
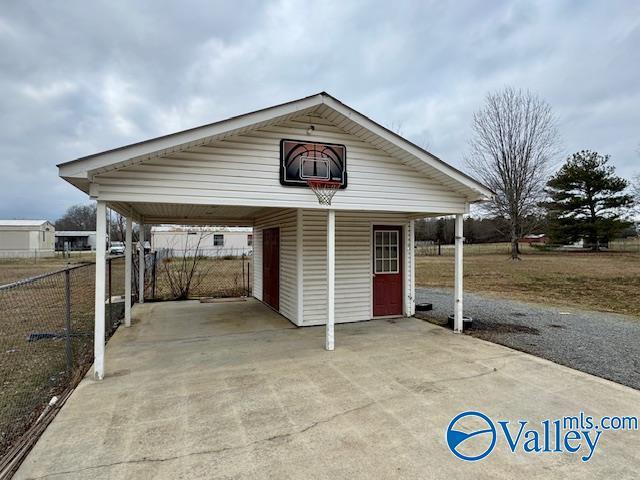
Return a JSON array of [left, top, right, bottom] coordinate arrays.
[[542, 150, 632, 250]]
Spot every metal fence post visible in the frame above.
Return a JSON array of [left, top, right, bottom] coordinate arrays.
[[152, 252, 157, 299], [108, 257, 112, 332], [133, 252, 138, 302], [247, 259, 250, 297], [242, 254, 246, 297], [64, 269, 73, 372]]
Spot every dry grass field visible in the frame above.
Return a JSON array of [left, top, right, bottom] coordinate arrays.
[[153, 256, 252, 299], [0, 253, 95, 286], [416, 250, 640, 317], [0, 263, 96, 456]]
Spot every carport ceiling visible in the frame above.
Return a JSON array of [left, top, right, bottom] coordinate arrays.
[[107, 202, 274, 226]]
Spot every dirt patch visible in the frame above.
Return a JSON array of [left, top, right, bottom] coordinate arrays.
[[416, 314, 539, 335], [470, 321, 540, 335], [199, 297, 247, 304]]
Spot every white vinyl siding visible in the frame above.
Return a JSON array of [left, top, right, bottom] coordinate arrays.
[[93, 115, 468, 213], [252, 209, 413, 327], [302, 210, 413, 326], [253, 209, 298, 323], [301, 210, 327, 324]]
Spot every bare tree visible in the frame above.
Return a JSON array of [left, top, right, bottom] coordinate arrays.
[[109, 210, 126, 242], [466, 87, 560, 259], [632, 173, 640, 216], [55, 203, 97, 231], [630, 145, 640, 217], [159, 231, 214, 300]]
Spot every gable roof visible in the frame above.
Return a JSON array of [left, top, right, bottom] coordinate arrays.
[[58, 92, 493, 202]]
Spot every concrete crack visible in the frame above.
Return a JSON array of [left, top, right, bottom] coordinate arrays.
[[264, 400, 378, 443], [26, 401, 379, 479]]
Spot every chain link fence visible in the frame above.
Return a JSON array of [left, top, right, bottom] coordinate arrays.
[[0, 247, 250, 466], [150, 248, 252, 300], [609, 238, 640, 252], [415, 238, 640, 256], [415, 241, 518, 256], [0, 256, 127, 461]]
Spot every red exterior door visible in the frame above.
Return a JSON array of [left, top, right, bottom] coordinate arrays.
[[373, 226, 403, 316], [262, 228, 280, 310]]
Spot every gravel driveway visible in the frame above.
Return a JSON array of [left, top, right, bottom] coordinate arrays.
[[416, 287, 640, 390]]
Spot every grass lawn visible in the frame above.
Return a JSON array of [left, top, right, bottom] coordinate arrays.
[[416, 250, 640, 317]]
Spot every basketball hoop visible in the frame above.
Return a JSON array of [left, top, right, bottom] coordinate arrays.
[[307, 180, 341, 206]]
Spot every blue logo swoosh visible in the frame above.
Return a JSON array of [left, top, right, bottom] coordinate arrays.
[[446, 411, 497, 461]]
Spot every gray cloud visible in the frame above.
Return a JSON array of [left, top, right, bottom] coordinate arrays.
[[1, 0, 638, 220]]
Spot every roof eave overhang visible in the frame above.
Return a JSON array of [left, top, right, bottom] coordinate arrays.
[[319, 95, 494, 202], [59, 91, 493, 202], [58, 93, 326, 182]]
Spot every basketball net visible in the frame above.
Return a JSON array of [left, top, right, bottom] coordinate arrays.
[[307, 180, 341, 206]]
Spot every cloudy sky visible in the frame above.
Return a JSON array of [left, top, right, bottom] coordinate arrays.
[[1, 0, 638, 220]]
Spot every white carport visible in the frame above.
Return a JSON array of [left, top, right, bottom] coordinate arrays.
[[58, 92, 492, 380]]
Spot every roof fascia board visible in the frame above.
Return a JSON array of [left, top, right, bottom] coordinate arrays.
[[59, 94, 324, 179], [320, 95, 493, 200], [143, 217, 255, 226], [59, 91, 492, 202]]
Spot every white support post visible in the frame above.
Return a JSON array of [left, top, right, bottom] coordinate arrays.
[[138, 222, 145, 304], [454, 214, 464, 333], [124, 216, 132, 327], [326, 209, 335, 351], [296, 208, 304, 325], [94, 201, 106, 380], [410, 219, 416, 316]]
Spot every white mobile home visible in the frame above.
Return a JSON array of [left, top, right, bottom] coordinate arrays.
[[58, 92, 492, 379], [151, 226, 252, 257], [0, 220, 55, 258]]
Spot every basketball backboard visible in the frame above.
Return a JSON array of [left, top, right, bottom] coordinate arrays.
[[280, 139, 347, 188]]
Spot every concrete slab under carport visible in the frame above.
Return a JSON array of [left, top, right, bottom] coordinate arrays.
[[15, 299, 640, 479]]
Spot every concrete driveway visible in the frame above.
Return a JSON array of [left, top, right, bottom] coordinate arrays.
[[16, 299, 640, 479]]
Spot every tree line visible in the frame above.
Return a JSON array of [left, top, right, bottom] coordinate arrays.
[[54, 204, 151, 243]]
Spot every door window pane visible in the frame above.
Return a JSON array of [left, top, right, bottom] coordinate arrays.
[[374, 230, 400, 274]]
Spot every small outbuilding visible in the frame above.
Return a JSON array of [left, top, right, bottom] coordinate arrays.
[[151, 226, 252, 257], [520, 233, 548, 246], [0, 220, 55, 258], [55, 230, 97, 251], [58, 92, 492, 379]]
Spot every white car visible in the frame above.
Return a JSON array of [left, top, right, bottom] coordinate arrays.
[[109, 241, 125, 255]]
